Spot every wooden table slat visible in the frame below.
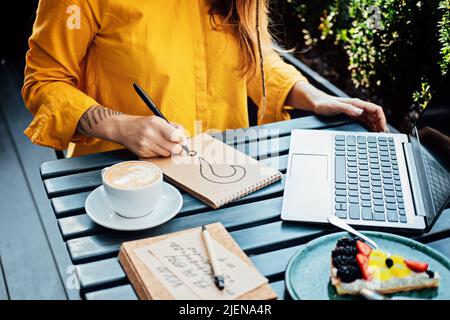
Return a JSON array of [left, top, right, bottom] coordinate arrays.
[[59, 177, 286, 240], [43, 136, 292, 198], [84, 284, 137, 300], [51, 154, 288, 218], [41, 115, 352, 179], [67, 197, 287, 263], [76, 243, 304, 292]]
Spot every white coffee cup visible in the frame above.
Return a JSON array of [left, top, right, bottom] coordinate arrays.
[[101, 161, 163, 218]]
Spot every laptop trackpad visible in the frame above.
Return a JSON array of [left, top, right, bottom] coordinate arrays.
[[283, 153, 330, 223], [290, 154, 328, 181]]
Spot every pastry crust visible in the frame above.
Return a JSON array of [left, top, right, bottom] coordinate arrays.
[[331, 274, 439, 295]]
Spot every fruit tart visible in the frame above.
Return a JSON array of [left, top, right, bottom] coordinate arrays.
[[330, 237, 440, 295]]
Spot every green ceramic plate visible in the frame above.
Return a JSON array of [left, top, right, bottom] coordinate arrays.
[[285, 231, 450, 300]]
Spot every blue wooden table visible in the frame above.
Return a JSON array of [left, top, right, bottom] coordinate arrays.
[[38, 115, 450, 300]]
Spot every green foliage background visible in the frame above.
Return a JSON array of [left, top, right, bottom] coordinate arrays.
[[272, 0, 449, 127]]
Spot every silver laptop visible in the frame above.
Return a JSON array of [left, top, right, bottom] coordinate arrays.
[[281, 76, 450, 232]]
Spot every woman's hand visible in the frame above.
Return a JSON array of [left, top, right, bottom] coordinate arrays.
[[116, 115, 186, 158], [285, 82, 389, 133], [77, 106, 186, 158]]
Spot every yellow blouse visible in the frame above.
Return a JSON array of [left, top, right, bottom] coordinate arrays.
[[22, 0, 307, 157]]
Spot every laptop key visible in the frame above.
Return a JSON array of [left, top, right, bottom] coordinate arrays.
[[373, 193, 383, 199], [335, 189, 346, 196], [368, 136, 377, 143], [359, 176, 369, 182], [361, 207, 373, 220], [347, 135, 356, 146], [348, 190, 358, 197], [348, 172, 358, 179], [372, 181, 381, 187], [335, 156, 346, 183], [374, 205, 385, 213], [374, 212, 385, 221], [348, 178, 358, 185], [336, 196, 347, 203], [360, 188, 370, 194], [349, 197, 359, 204], [387, 210, 398, 222], [382, 173, 392, 179], [336, 210, 347, 219], [384, 184, 394, 191], [336, 150, 345, 156], [397, 197, 404, 203], [336, 203, 347, 210], [357, 136, 366, 144], [400, 215, 407, 223], [335, 140, 345, 146], [396, 191, 403, 197], [371, 175, 381, 181], [360, 182, 370, 189], [359, 159, 368, 165], [384, 190, 395, 197], [335, 135, 345, 141], [336, 183, 346, 190], [370, 186, 381, 192], [348, 184, 358, 191], [386, 203, 397, 210], [361, 194, 371, 201], [361, 200, 371, 207], [398, 203, 405, 209], [398, 209, 406, 216], [373, 199, 383, 206], [383, 178, 393, 185], [385, 197, 396, 203], [349, 204, 360, 219], [348, 167, 357, 173]]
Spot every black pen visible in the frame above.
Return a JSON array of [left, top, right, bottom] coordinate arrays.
[[133, 82, 191, 155]]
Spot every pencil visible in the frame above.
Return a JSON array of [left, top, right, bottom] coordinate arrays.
[[133, 82, 191, 155], [201, 225, 225, 290]]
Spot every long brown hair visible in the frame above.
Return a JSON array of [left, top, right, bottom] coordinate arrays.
[[208, 0, 270, 77], [208, 0, 270, 120]]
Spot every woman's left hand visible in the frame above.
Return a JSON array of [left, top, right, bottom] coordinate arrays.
[[286, 82, 389, 133]]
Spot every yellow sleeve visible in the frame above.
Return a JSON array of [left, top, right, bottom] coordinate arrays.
[[22, 0, 101, 150], [247, 46, 308, 124]]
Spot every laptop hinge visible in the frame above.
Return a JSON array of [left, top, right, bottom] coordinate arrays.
[[403, 142, 427, 217]]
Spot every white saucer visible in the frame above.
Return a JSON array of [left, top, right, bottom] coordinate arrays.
[[85, 182, 183, 231]]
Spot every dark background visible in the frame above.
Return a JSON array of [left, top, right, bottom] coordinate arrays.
[[1, 1, 39, 67]]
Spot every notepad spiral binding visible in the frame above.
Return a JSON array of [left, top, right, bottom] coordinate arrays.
[[216, 172, 282, 208]]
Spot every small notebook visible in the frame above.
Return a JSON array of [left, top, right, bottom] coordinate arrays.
[[144, 133, 282, 208], [118, 222, 277, 300]]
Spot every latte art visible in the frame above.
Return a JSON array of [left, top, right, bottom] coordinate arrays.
[[105, 162, 161, 189]]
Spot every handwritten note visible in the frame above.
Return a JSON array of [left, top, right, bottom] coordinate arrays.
[[140, 228, 267, 300], [133, 247, 200, 299]]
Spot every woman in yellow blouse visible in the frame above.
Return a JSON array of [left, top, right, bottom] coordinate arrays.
[[22, 0, 387, 158]]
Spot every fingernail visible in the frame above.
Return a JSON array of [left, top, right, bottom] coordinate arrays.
[[172, 144, 182, 154], [353, 108, 363, 116]]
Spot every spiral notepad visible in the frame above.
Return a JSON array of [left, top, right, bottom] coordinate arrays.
[[144, 133, 282, 209]]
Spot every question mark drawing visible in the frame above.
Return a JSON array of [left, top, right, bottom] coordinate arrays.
[[198, 157, 246, 184]]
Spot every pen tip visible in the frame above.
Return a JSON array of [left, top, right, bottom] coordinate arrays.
[[215, 276, 225, 290]]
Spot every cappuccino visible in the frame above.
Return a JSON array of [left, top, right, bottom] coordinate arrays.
[[104, 161, 161, 189]]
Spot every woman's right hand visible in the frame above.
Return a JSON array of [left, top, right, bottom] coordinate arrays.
[[115, 115, 187, 158]]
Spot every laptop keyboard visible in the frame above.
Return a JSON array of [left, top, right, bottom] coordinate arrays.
[[334, 135, 406, 223], [423, 152, 450, 210]]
